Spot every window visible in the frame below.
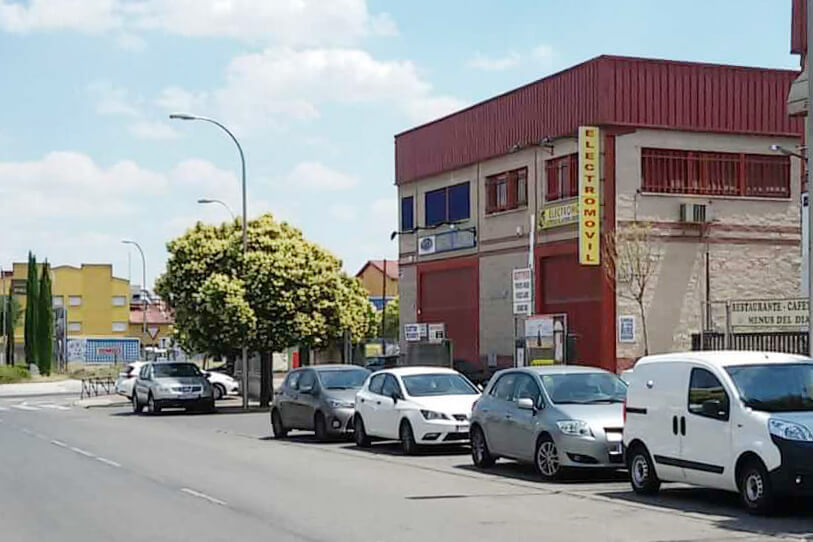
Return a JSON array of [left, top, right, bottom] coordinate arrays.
[[545, 154, 578, 202], [112, 295, 127, 307], [424, 182, 470, 226], [541, 373, 627, 404], [368, 373, 386, 395], [298, 370, 316, 391], [112, 322, 127, 332], [68, 296, 82, 307], [285, 371, 302, 391], [513, 374, 543, 407], [381, 374, 402, 398], [153, 363, 201, 378], [401, 373, 478, 396], [67, 322, 81, 333], [641, 148, 790, 198], [486, 167, 528, 214], [401, 196, 414, 231], [490, 373, 518, 401], [52, 296, 63, 308], [140, 365, 150, 379], [688, 368, 730, 421], [318, 369, 369, 390]]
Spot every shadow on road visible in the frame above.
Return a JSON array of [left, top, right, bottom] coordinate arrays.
[[112, 404, 269, 418], [455, 461, 628, 485], [599, 487, 813, 538], [335, 440, 470, 458]]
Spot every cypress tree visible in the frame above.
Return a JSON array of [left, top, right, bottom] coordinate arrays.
[[37, 262, 53, 375], [23, 252, 39, 367]]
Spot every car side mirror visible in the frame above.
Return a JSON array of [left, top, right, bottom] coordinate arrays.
[[390, 391, 401, 403], [300, 385, 314, 395], [517, 397, 535, 411], [702, 399, 725, 418]]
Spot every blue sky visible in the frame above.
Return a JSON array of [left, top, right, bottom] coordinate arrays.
[[0, 0, 800, 288]]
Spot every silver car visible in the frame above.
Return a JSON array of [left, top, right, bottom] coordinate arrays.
[[271, 365, 371, 441], [132, 362, 215, 414], [470, 366, 627, 480]]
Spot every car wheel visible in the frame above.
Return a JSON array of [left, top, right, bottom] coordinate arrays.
[[535, 434, 562, 481], [147, 393, 161, 415], [628, 444, 661, 495], [470, 425, 496, 468], [354, 415, 371, 448], [213, 384, 225, 401], [271, 409, 288, 439], [400, 420, 419, 456], [314, 412, 330, 442], [738, 458, 775, 515], [132, 393, 143, 414]]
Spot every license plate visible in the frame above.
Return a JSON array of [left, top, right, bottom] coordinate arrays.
[[180, 394, 198, 400], [456, 424, 469, 432]]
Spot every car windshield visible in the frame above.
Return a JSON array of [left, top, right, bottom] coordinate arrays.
[[541, 372, 627, 404], [318, 369, 369, 390], [726, 363, 813, 413], [401, 373, 478, 397], [153, 363, 201, 378]]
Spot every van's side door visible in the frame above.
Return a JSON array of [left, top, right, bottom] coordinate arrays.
[[679, 366, 733, 490]]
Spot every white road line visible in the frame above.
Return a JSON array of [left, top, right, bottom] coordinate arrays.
[[39, 404, 71, 411], [0, 406, 9, 411], [69, 446, 95, 458], [12, 404, 38, 411], [180, 488, 227, 506], [21, 428, 33, 435], [95, 457, 121, 468], [51, 440, 67, 447]]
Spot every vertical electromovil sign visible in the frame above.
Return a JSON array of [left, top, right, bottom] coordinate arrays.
[[578, 126, 600, 265]]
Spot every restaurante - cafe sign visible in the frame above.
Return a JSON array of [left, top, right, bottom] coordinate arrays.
[[729, 298, 809, 330]]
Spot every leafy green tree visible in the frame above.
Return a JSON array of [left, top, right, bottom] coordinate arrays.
[[381, 297, 400, 340], [156, 214, 375, 403], [37, 262, 53, 375], [24, 252, 39, 366], [1, 296, 21, 365]]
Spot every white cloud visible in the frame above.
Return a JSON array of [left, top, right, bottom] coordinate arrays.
[[467, 51, 521, 72], [116, 32, 146, 51], [533, 44, 555, 60], [0, 0, 396, 46], [88, 81, 140, 117], [128, 120, 180, 140], [154, 86, 209, 113], [328, 203, 358, 222], [286, 162, 359, 191]]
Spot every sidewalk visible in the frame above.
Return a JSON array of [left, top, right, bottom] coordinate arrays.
[[74, 394, 130, 409], [0, 379, 82, 398]]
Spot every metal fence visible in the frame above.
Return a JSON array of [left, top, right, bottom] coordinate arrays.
[[691, 332, 808, 355], [80, 377, 116, 399]]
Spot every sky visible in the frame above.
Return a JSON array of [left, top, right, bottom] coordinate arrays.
[[0, 0, 801, 288]]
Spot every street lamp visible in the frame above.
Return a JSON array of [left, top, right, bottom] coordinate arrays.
[[171, 112, 249, 410], [197, 198, 236, 221], [121, 240, 147, 346]]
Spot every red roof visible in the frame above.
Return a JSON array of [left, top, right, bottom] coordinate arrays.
[[129, 305, 174, 325], [394, 55, 802, 184], [356, 260, 398, 280]]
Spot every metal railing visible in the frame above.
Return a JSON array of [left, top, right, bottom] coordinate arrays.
[[80, 377, 116, 399], [692, 332, 808, 355]]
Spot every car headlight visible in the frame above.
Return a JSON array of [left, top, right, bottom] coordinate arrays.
[[420, 410, 449, 421], [556, 420, 594, 438], [328, 399, 354, 408], [769, 418, 813, 442]]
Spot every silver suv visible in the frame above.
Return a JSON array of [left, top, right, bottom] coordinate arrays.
[[133, 362, 215, 414]]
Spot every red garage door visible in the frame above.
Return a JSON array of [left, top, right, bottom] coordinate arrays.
[[418, 259, 479, 365]]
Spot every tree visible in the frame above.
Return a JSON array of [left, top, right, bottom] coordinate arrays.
[[381, 297, 400, 340], [37, 262, 53, 375], [602, 222, 659, 356], [1, 296, 21, 365], [156, 214, 375, 403], [24, 252, 39, 366]]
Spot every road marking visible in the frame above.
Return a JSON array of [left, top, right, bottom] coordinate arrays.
[[12, 403, 38, 411], [180, 488, 227, 506], [21, 428, 34, 436], [0, 406, 9, 411], [51, 440, 67, 448], [39, 404, 71, 411], [96, 457, 121, 468], [69, 446, 95, 458]]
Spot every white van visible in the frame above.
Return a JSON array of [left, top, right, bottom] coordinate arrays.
[[623, 351, 813, 514]]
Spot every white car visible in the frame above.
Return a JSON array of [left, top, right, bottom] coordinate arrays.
[[353, 367, 481, 455], [624, 351, 813, 515], [115, 362, 147, 399], [204, 370, 239, 400]]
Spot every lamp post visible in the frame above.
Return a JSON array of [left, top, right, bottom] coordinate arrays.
[[171, 113, 249, 409], [197, 198, 236, 221], [121, 240, 147, 349]]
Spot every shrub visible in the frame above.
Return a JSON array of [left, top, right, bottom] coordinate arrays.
[[0, 365, 31, 384]]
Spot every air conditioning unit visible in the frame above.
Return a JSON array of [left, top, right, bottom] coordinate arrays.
[[418, 235, 436, 255], [679, 203, 708, 224]]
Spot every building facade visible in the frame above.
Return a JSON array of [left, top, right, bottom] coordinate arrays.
[[395, 55, 803, 373], [355, 260, 399, 310]]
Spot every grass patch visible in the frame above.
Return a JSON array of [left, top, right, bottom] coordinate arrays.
[[0, 365, 31, 384], [68, 364, 125, 380]]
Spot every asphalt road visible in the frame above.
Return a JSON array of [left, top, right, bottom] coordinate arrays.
[[1, 395, 811, 542]]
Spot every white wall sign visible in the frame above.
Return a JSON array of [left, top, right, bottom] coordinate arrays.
[[427, 323, 446, 343], [512, 268, 532, 315], [729, 298, 809, 330], [404, 323, 428, 342], [618, 315, 636, 343]]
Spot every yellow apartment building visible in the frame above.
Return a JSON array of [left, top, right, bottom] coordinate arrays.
[[355, 260, 398, 310]]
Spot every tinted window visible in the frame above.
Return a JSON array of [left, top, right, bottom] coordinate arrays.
[[152, 363, 200, 378], [541, 372, 627, 404], [298, 370, 316, 391], [369, 374, 386, 395], [688, 368, 729, 420], [425, 188, 447, 226], [726, 363, 813, 413], [286, 371, 301, 391], [490, 373, 518, 401], [401, 196, 414, 231], [448, 182, 470, 221], [381, 374, 401, 397], [402, 373, 478, 397], [318, 369, 369, 390], [514, 374, 543, 406]]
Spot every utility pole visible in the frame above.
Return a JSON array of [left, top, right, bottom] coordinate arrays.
[[1, 267, 6, 366], [381, 259, 388, 355], [808, 0, 813, 356]]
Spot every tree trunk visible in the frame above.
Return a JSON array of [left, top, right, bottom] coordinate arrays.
[[638, 300, 650, 356], [259, 351, 272, 408]]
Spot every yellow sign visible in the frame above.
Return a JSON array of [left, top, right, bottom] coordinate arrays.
[[540, 200, 578, 229], [578, 126, 600, 265], [530, 359, 555, 367]]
